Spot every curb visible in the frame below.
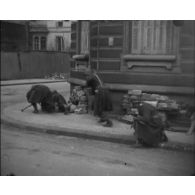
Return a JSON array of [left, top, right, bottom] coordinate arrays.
[[1, 115, 194, 153], [0, 80, 68, 87], [1, 117, 134, 145], [166, 127, 188, 133]]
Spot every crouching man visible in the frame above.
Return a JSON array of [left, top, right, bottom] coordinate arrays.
[[133, 102, 168, 147], [26, 85, 67, 114]]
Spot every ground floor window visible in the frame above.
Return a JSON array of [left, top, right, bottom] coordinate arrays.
[[56, 36, 64, 51], [40, 37, 46, 50], [33, 36, 39, 50], [33, 35, 47, 51], [131, 20, 176, 55]]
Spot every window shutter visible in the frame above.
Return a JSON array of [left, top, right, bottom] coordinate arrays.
[[142, 21, 154, 54], [131, 20, 176, 55], [166, 21, 174, 54], [160, 21, 167, 54], [80, 21, 89, 54], [40, 37, 46, 50], [132, 21, 142, 54], [33, 36, 40, 50]]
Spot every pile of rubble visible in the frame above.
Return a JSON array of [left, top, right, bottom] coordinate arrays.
[[121, 89, 180, 123], [68, 86, 92, 114], [44, 73, 69, 80]]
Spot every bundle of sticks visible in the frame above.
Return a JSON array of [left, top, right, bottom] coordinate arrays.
[[21, 104, 32, 112]]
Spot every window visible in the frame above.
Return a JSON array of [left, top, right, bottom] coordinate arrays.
[[33, 36, 47, 50], [121, 21, 180, 72], [80, 21, 89, 54], [57, 21, 63, 27], [131, 21, 176, 55], [34, 36, 39, 50], [40, 37, 46, 50], [56, 36, 64, 51]]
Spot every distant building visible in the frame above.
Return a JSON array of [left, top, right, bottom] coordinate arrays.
[[1, 20, 29, 51], [29, 20, 71, 52], [69, 20, 195, 111]]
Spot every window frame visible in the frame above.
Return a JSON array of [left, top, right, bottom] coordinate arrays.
[[121, 20, 181, 72], [131, 20, 176, 55], [33, 36, 40, 50], [56, 36, 65, 51], [56, 21, 63, 28], [33, 35, 47, 51]]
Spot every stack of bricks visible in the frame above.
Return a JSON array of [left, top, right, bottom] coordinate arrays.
[[121, 90, 142, 116], [121, 89, 179, 115]]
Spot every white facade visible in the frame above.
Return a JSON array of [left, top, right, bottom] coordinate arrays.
[[30, 20, 71, 52]]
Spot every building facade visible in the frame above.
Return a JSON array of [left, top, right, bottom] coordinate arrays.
[[69, 20, 195, 112], [1, 20, 70, 80], [29, 20, 71, 52]]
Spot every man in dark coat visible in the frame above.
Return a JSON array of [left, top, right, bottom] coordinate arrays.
[[51, 90, 67, 112], [94, 87, 112, 116], [134, 102, 168, 146], [94, 87, 113, 127], [26, 85, 67, 113], [26, 85, 55, 113]]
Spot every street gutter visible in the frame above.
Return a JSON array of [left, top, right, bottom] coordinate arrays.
[[1, 115, 194, 153]]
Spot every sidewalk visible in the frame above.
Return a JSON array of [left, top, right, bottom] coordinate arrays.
[[1, 79, 194, 152], [1, 79, 67, 86], [1, 102, 194, 152]]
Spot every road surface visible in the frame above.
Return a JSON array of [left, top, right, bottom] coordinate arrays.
[[1, 124, 194, 176]]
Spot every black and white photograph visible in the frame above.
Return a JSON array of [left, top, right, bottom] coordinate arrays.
[[1, 19, 194, 176], [0, 1, 195, 194]]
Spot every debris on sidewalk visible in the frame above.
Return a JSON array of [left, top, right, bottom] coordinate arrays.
[[68, 86, 114, 127], [121, 89, 180, 115], [120, 89, 190, 129], [69, 86, 88, 114], [44, 72, 69, 80]]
